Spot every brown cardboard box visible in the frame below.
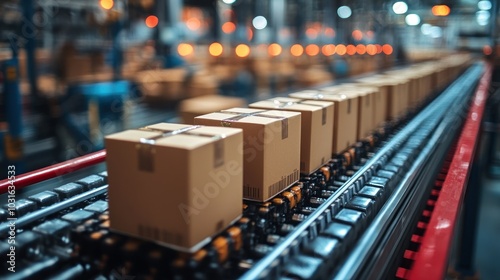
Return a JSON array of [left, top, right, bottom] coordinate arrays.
[[332, 87, 376, 139], [393, 70, 419, 109], [136, 69, 186, 100], [372, 75, 410, 120], [249, 97, 334, 174], [289, 91, 358, 154], [179, 95, 247, 124], [356, 77, 390, 127], [105, 123, 243, 252], [185, 75, 219, 98], [324, 85, 378, 138], [195, 108, 301, 201]]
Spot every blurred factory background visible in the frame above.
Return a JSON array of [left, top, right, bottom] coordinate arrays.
[[0, 0, 497, 172]]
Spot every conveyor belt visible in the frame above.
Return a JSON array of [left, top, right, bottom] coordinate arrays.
[[396, 63, 491, 280], [0, 63, 485, 279]]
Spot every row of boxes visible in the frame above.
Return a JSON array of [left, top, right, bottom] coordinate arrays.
[[105, 55, 472, 252]]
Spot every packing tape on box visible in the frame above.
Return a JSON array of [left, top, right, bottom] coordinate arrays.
[[270, 99, 327, 125], [219, 110, 288, 139], [137, 125, 225, 172]]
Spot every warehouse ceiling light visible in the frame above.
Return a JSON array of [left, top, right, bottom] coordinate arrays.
[[366, 44, 377, 55], [222, 22, 236, 33], [392, 2, 408, 14], [336, 44, 347, 55], [145, 15, 158, 28], [476, 10, 490, 26], [222, 0, 236, 4], [346, 45, 356, 55], [305, 44, 320, 56], [252, 16, 267, 30], [432, 5, 450, 16], [356, 44, 366, 55], [421, 23, 432, 35], [290, 44, 304, 56], [352, 30, 363, 41], [337, 6, 352, 19], [478, 1, 492, 10], [322, 44, 336, 56], [430, 26, 442, 38], [268, 43, 282, 57], [235, 44, 250, 57], [382, 44, 393, 55], [100, 0, 114, 10], [209, 42, 223, 57], [405, 14, 420, 26], [178, 43, 194, 57]]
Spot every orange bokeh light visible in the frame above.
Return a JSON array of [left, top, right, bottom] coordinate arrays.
[[432, 5, 450, 16], [346, 44, 356, 55], [356, 44, 366, 55], [100, 0, 114, 10], [222, 22, 236, 34], [306, 28, 319, 39], [352, 30, 363, 41], [375, 44, 383, 54], [178, 43, 194, 57], [305, 44, 320, 56], [322, 44, 336, 56], [145, 15, 159, 28], [290, 44, 304, 56], [366, 44, 377, 55], [336, 44, 347, 55], [186, 18, 201, 31], [324, 27, 336, 37], [268, 43, 282, 57], [235, 44, 250, 58], [247, 28, 253, 41], [209, 42, 223, 57], [382, 44, 393, 55]]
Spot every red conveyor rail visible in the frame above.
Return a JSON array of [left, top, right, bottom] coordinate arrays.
[[396, 63, 492, 280], [0, 150, 107, 194]]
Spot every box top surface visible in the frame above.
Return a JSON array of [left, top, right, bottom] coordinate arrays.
[[195, 107, 300, 125], [249, 97, 333, 112], [289, 91, 354, 102], [105, 123, 242, 149], [356, 77, 390, 86], [179, 95, 246, 113], [367, 75, 409, 85]]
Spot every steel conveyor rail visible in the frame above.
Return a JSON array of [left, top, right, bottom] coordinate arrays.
[[240, 63, 484, 280]]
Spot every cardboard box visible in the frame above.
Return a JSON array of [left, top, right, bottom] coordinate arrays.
[[136, 69, 187, 100], [185, 75, 219, 98], [105, 123, 243, 252], [371, 76, 409, 120], [333, 87, 376, 139], [289, 91, 358, 154], [323, 85, 377, 138], [356, 77, 390, 127], [179, 95, 247, 124], [249, 97, 334, 174], [195, 108, 301, 201]]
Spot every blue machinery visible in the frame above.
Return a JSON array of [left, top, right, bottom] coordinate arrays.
[[1, 51, 24, 172]]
